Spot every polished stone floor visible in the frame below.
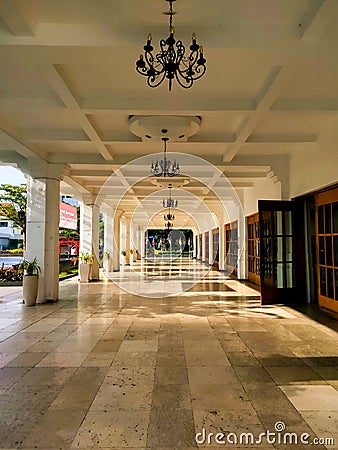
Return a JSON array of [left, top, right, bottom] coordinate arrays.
[[0, 259, 338, 449]]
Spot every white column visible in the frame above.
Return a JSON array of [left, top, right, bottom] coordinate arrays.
[[125, 215, 131, 265], [218, 213, 225, 271], [113, 209, 123, 271], [25, 161, 69, 303], [237, 208, 246, 279], [201, 232, 206, 262], [80, 195, 100, 281], [141, 227, 146, 258], [208, 231, 213, 266], [103, 208, 113, 272]]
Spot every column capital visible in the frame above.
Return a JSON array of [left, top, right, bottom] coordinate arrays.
[[27, 159, 71, 181], [81, 193, 103, 207], [113, 208, 124, 220]]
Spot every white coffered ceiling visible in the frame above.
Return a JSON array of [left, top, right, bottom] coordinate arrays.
[[0, 0, 337, 222]]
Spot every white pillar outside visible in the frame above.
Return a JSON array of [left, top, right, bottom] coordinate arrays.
[[80, 194, 101, 281], [103, 208, 113, 272], [25, 161, 69, 303], [113, 209, 123, 271]]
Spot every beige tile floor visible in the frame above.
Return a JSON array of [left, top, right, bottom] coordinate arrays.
[[0, 259, 337, 449]]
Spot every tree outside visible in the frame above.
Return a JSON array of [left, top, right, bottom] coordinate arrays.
[[0, 184, 27, 245]]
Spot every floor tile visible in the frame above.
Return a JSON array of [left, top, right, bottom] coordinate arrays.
[[280, 385, 338, 411], [37, 352, 89, 367], [71, 410, 150, 447]]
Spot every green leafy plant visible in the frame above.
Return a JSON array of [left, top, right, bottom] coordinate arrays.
[[103, 251, 110, 260], [121, 250, 127, 256], [19, 257, 41, 276], [79, 252, 93, 264]]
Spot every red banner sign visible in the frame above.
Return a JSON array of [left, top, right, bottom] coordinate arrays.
[[59, 202, 77, 230]]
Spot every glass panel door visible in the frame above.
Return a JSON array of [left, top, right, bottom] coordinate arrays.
[[259, 200, 297, 304], [316, 188, 338, 318], [246, 213, 260, 285]]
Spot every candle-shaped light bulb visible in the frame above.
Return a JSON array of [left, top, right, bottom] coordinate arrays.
[[199, 46, 203, 54], [147, 33, 152, 41], [170, 26, 175, 34], [192, 33, 196, 41]]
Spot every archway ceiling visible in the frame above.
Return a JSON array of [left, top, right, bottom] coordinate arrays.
[[0, 0, 337, 216]]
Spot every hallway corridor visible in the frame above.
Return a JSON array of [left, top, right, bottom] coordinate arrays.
[[0, 260, 337, 449]]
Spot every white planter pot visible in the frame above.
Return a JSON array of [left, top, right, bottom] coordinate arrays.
[[103, 260, 112, 272], [79, 263, 90, 282], [23, 275, 39, 306]]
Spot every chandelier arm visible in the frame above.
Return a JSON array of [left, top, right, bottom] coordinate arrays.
[[175, 70, 194, 89], [136, 66, 150, 77], [144, 49, 155, 66], [190, 63, 207, 80], [147, 71, 167, 88]]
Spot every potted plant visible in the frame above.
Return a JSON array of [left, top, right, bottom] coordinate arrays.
[[121, 250, 127, 265], [79, 252, 93, 282], [131, 249, 138, 262], [102, 251, 111, 272], [19, 257, 41, 306]]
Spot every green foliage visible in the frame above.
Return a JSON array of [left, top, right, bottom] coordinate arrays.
[[19, 257, 41, 276], [79, 251, 93, 264], [0, 183, 27, 229], [121, 250, 127, 256], [59, 229, 79, 239]]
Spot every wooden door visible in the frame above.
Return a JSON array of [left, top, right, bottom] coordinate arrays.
[[316, 188, 338, 318], [259, 200, 297, 304]]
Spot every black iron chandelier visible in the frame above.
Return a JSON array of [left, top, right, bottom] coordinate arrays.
[[162, 183, 178, 209], [164, 184, 176, 226], [151, 137, 180, 177], [136, 0, 206, 91], [165, 220, 174, 230]]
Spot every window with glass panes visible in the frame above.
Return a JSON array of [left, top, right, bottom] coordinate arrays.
[[225, 221, 238, 278], [212, 227, 219, 267], [316, 188, 338, 316], [246, 213, 260, 285]]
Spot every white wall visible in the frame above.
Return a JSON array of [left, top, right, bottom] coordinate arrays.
[[289, 144, 338, 198], [242, 177, 281, 217]]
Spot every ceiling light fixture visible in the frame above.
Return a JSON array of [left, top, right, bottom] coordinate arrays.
[[163, 184, 176, 226], [165, 220, 174, 230], [151, 137, 180, 177], [162, 183, 178, 209], [136, 0, 206, 91]]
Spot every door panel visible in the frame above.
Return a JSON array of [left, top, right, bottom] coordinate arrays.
[[316, 188, 338, 318], [259, 200, 297, 304]]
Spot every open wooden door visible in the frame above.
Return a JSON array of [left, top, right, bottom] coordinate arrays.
[[316, 188, 338, 318], [259, 200, 297, 305]]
